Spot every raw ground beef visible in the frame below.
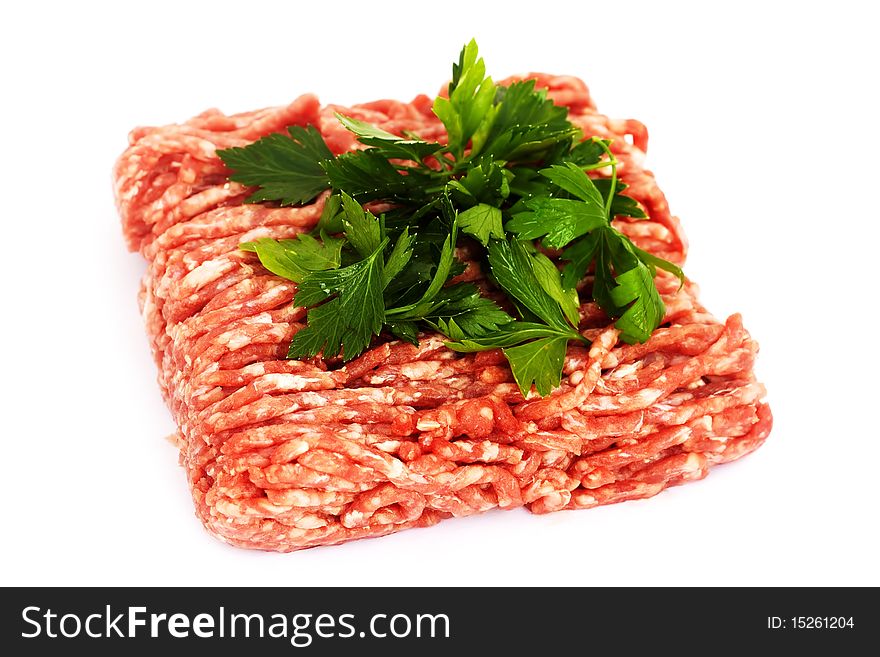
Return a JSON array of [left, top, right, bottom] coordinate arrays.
[[114, 74, 772, 551]]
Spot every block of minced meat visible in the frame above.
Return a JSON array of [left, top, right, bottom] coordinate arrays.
[[114, 47, 771, 552]]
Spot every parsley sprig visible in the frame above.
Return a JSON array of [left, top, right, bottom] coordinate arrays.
[[218, 39, 683, 397]]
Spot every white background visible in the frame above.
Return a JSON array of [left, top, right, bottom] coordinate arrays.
[[2, 0, 878, 587]]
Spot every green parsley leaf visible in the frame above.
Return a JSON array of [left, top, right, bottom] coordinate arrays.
[[542, 162, 605, 206], [507, 167, 548, 199], [290, 239, 387, 360], [479, 79, 580, 162], [446, 319, 573, 397], [446, 321, 571, 351], [530, 252, 580, 327], [240, 234, 342, 283], [503, 336, 569, 397], [507, 197, 607, 249], [386, 321, 420, 345], [566, 139, 606, 166], [631, 243, 685, 287], [383, 227, 415, 283], [338, 191, 382, 258], [609, 261, 665, 344], [217, 126, 333, 205], [560, 230, 600, 289], [336, 113, 443, 163], [447, 157, 510, 206], [387, 218, 459, 318], [487, 238, 579, 333], [315, 193, 344, 233], [589, 229, 620, 316], [286, 299, 347, 358], [563, 226, 673, 344], [323, 150, 433, 204], [457, 203, 504, 246], [507, 162, 608, 248], [420, 284, 512, 338], [458, 238, 583, 396], [433, 39, 497, 158], [381, 219, 461, 308]]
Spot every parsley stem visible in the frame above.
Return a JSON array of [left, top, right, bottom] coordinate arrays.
[[592, 138, 618, 219], [581, 159, 617, 172]]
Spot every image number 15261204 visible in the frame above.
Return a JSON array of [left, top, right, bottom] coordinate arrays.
[[768, 616, 855, 630]]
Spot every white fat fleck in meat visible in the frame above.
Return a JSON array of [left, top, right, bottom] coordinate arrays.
[[191, 385, 213, 398], [632, 413, 646, 432], [400, 361, 441, 380], [356, 390, 394, 404], [295, 515, 328, 530], [268, 490, 302, 507], [300, 392, 329, 407], [710, 387, 736, 397], [283, 439, 312, 459], [243, 312, 273, 325], [242, 363, 266, 376], [181, 257, 234, 291], [258, 373, 320, 392], [373, 440, 401, 452], [141, 288, 156, 319], [119, 180, 141, 202], [386, 459, 406, 480], [224, 332, 252, 350], [609, 362, 641, 379]]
